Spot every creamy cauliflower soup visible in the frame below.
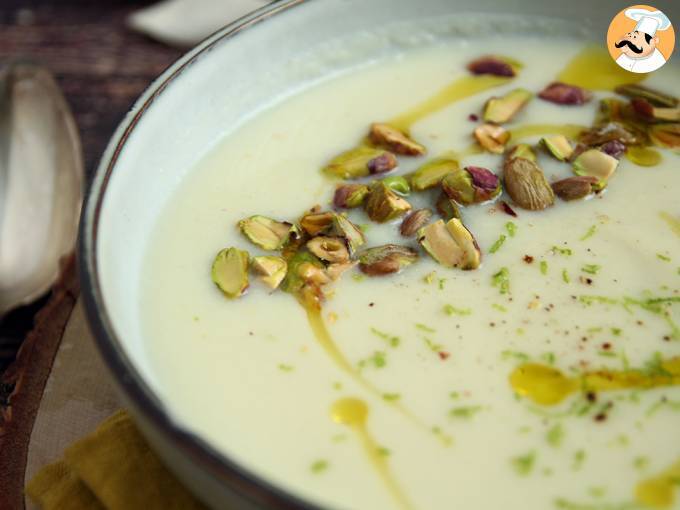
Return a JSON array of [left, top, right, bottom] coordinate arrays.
[[141, 27, 680, 510]]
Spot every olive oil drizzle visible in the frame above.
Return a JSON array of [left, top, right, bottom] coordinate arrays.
[[557, 46, 646, 91], [509, 123, 586, 142], [636, 457, 680, 509], [626, 146, 663, 167], [306, 308, 451, 445], [331, 398, 415, 510], [510, 357, 680, 406], [388, 75, 511, 131]]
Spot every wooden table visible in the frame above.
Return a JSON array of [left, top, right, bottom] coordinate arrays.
[[0, 0, 183, 373]]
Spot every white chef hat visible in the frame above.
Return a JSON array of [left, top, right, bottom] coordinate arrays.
[[625, 8, 671, 37]]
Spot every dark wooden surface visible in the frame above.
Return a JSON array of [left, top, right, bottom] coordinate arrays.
[[0, 0, 183, 373]]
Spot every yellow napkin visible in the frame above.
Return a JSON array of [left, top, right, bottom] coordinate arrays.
[[27, 410, 206, 510]]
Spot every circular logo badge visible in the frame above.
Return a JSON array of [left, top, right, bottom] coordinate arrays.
[[607, 4, 674, 74]]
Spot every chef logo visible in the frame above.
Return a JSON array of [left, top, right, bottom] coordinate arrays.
[[607, 5, 674, 74]]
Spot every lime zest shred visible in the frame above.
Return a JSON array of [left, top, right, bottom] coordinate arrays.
[[443, 304, 472, 316], [506, 222, 517, 237], [492, 267, 510, 295], [580, 224, 597, 241], [489, 234, 507, 254]]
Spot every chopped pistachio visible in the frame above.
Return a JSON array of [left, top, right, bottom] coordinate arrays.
[[211, 247, 250, 298], [410, 158, 458, 191], [435, 192, 462, 221], [252, 255, 287, 290], [506, 222, 517, 237], [489, 234, 507, 254], [467, 55, 521, 77], [238, 215, 293, 251], [650, 123, 680, 149], [333, 184, 369, 208], [330, 214, 365, 254], [541, 135, 574, 161], [359, 244, 418, 276], [631, 97, 680, 122], [442, 166, 501, 205], [483, 88, 532, 124], [323, 146, 397, 179], [364, 182, 412, 223], [581, 264, 601, 275], [540, 260, 548, 275], [306, 236, 350, 264], [300, 212, 334, 236], [552, 176, 598, 201], [572, 149, 618, 189], [444, 304, 472, 316], [551, 246, 573, 256], [281, 250, 325, 302], [492, 267, 510, 294], [474, 123, 510, 154], [369, 122, 426, 156], [538, 82, 591, 105], [615, 83, 678, 108], [503, 157, 554, 210], [579, 121, 638, 147], [581, 224, 597, 241], [418, 218, 481, 270], [400, 208, 433, 237], [505, 143, 537, 162], [382, 175, 411, 196]]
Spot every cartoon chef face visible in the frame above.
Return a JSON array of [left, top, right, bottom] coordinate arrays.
[[615, 30, 658, 59]]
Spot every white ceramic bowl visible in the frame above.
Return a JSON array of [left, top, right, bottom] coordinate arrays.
[[79, 0, 679, 508]]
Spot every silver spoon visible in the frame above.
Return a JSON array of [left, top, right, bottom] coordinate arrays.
[[0, 63, 83, 317]]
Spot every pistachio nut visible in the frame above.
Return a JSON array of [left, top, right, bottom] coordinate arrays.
[[323, 146, 397, 179], [650, 123, 680, 149], [466, 55, 520, 77], [631, 98, 680, 123], [300, 212, 334, 236], [551, 176, 599, 201], [359, 244, 418, 276], [579, 121, 638, 146], [238, 215, 293, 251], [211, 247, 250, 298], [400, 208, 433, 237], [333, 184, 369, 208], [540, 135, 574, 161], [369, 123, 426, 156], [474, 123, 510, 154], [410, 158, 459, 191], [614, 83, 678, 108], [503, 157, 555, 210], [483, 88, 532, 124], [307, 236, 350, 264], [382, 175, 411, 196], [281, 250, 325, 295], [505, 143, 537, 162], [538, 82, 592, 105], [435, 192, 462, 221], [364, 181, 412, 223], [442, 166, 501, 205], [572, 149, 618, 189], [330, 213, 365, 254], [252, 255, 288, 290], [417, 219, 481, 270]]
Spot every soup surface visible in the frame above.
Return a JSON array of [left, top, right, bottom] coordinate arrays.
[[142, 30, 680, 510]]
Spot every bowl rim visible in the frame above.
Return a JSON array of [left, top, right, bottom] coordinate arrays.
[[78, 1, 323, 508]]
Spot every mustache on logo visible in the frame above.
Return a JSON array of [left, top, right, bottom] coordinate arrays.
[[615, 39, 643, 54]]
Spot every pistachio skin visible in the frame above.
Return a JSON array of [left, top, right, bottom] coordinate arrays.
[[538, 82, 592, 105], [615, 83, 678, 108], [359, 244, 418, 276], [467, 56, 518, 77], [503, 157, 555, 211], [364, 182, 412, 223], [211, 247, 250, 298], [435, 193, 462, 221]]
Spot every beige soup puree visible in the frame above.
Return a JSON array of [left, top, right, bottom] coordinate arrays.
[[142, 33, 680, 510]]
